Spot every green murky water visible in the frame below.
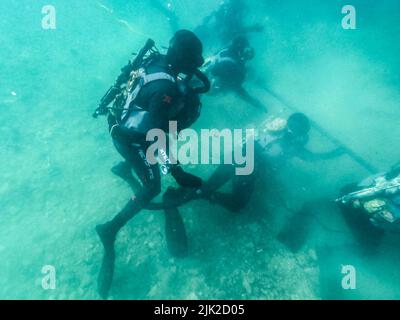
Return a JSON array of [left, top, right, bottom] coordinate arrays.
[[1, 0, 399, 299]]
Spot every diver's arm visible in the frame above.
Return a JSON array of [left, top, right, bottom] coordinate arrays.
[[296, 147, 346, 162], [236, 87, 268, 113]]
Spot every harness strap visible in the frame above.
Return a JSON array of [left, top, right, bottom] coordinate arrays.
[[142, 72, 176, 85], [216, 49, 237, 65], [121, 71, 176, 123]]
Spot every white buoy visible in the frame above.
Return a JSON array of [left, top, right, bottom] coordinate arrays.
[[11, 91, 17, 96]]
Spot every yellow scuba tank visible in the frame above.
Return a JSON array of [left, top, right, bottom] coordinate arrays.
[[264, 117, 288, 135], [111, 70, 143, 119], [363, 199, 387, 215]]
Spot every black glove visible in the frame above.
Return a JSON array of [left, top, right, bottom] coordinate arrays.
[[93, 105, 108, 118], [171, 166, 203, 189]]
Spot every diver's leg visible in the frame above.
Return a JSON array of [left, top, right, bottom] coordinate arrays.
[[163, 188, 188, 258], [96, 141, 161, 299], [111, 140, 142, 191], [99, 142, 162, 238], [111, 159, 132, 180], [231, 172, 255, 209], [278, 201, 317, 253], [201, 164, 235, 196], [209, 171, 255, 213], [111, 161, 142, 191]]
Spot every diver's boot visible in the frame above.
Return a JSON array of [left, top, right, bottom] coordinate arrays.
[[96, 199, 143, 299], [96, 223, 116, 300], [165, 210, 188, 258]]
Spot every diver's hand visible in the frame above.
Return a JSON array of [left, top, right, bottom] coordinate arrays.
[[93, 105, 108, 119]]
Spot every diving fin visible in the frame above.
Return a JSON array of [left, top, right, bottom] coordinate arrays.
[[96, 224, 117, 299], [163, 188, 188, 258], [277, 207, 313, 253], [97, 250, 115, 300], [165, 209, 188, 258]]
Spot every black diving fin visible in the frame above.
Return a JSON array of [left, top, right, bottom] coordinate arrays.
[[163, 188, 189, 258], [277, 206, 314, 253], [97, 250, 115, 300]]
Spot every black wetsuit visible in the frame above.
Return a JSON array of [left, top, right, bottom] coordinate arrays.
[[108, 54, 181, 207], [209, 48, 246, 90], [205, 47, 266, 112], [100, 55, 204, 269], [97, 54, 203, 299]]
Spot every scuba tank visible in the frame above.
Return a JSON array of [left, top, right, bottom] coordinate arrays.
[[336, 173, 400, 230], [93, 39, 157, 118], [117, 63, 210, 134], [336, 175, 400, 205], [95, 38, 210, 134]]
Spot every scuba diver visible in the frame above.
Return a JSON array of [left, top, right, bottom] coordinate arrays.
[[276, 163, 400, 299], [336, 163, 400, 250], [278, 162, 400, 254], [92, 30, 210, 299], [148, 113, 345, 258], [195, 0, 264, 45], [199, 113, 345, 212], [203, 36, 267, 112]]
